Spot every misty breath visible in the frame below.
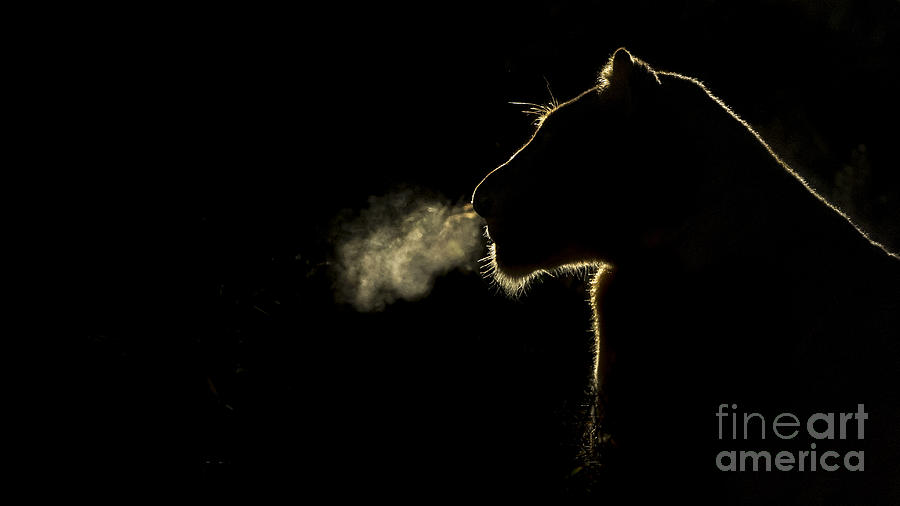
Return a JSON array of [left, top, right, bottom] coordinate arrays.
[[331, 190, 483, 312]]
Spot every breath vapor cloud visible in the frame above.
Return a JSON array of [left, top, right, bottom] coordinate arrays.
[[331, 188, 484, 312]]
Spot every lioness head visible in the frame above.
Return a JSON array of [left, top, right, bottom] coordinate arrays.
[[472, 49, 687, 292]]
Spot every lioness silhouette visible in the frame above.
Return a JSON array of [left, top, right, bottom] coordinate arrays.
[[472, 49, 899, 502]]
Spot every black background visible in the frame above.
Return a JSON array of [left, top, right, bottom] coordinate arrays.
[[53, 0, 898, 499]]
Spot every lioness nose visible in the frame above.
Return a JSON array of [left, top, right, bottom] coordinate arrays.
[[472, 183, 495, 218]]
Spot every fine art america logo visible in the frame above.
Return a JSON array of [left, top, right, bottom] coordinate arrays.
[[715, 404, 867, 472]]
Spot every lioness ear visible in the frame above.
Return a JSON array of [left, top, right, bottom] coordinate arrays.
[[610, 48, 634, 86], [600, 47, 658, 107], [600, 48, 636, 92]]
